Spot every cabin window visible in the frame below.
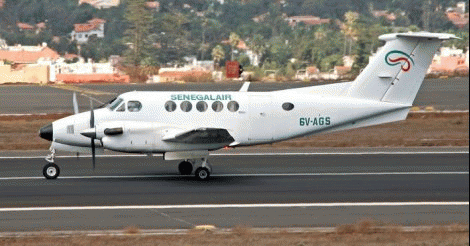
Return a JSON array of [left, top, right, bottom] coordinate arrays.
[[227, 101, 239, 112], [196, 101, 208, 112], [282, 102, 294, 111], [128, 101, 142, 112], [180, 101, 192, 112], [212, 101, 223, 112], [165, 101, 177, 112], [116, 103, 126, 112]]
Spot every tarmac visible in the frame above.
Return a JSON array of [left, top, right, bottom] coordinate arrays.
[[0, 148, 467, 232]]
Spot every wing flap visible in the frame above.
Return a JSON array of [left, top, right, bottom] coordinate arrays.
[[163, 128, 235, 144]]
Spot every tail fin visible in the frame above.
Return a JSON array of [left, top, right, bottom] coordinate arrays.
[[345, 32, 458, 105]]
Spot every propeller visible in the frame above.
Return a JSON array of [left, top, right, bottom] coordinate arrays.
[[90, 99, 96, 171], [73, 92, 79, 115]]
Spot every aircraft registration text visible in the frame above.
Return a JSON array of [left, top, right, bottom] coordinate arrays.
[[299, 117, 331, 126]]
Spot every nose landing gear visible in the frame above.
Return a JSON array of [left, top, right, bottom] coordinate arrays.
[[43, 163, 60, 179], [43, 148, 61, 180]]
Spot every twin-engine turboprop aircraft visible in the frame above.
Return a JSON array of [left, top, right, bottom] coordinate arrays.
[[39, 32, 457, 180]]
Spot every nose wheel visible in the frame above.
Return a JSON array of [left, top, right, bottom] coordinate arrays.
[[43, 163, 60, 180], [195, 167, 211, 181], [43, 148, 60, 180]]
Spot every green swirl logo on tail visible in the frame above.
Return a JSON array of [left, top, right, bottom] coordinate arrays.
[[385, 51, 415, 72]]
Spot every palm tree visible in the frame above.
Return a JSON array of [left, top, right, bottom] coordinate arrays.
[[342, 11, 359, 55], [229, 32, 240, 61], [212, 44, 225, 70]]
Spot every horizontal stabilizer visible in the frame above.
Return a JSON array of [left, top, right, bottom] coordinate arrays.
[[345, 32, 458, 105]]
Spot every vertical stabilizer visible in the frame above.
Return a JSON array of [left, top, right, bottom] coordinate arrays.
[[345, 32, 458, 105]]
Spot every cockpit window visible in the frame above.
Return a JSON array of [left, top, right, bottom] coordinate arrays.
[[128, 101, 142, 112], [116, 103, 126, 112], [108, 98, 123, 111]]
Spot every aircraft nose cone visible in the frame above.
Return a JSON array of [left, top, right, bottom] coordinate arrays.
[[39, 123, 53, 141]]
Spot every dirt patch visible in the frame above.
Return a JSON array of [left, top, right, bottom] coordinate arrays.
[[0, 225, 468, 246], [0, 113, 468, 151]]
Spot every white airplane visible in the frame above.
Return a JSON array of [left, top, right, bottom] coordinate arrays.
[[39, 32, 457, 180]]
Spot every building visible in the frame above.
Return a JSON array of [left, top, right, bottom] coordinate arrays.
[[70, 18, 106, 44], [446, 2, 469, 29], [0, 0, 5, 9], [286, 16, 330, 27], [38, 57, 129, 83], [429, 47, 469, 74], [372, 10, 397, 22], [17, 23, 35, 31], [145, 1, 160, 11], [79, 0, 120, 9], [0, 43, 60, 64], [0, 61, 49, 84]]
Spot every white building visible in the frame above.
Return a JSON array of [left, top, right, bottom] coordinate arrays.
[[79, 0, 120, 9], [38, 57, 116, 82], [70, 18, 106, 44]]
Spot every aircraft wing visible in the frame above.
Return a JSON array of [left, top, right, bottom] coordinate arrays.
[[163, 128, 235, 144]]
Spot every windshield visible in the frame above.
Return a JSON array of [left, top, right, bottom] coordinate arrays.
[[107, 98, 124, 111]]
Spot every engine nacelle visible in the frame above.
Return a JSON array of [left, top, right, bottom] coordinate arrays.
[[98, 121, 164, 153]]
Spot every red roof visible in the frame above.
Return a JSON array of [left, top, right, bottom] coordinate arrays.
[[64, 53, 79, 60], [145, 1, 160, 9], [306, 66, 319, 74], [17, 23, 35, 30], [447, 12, 469, 28], [56, 74, 130, 84], [36, 22, 47, 29], [74, 18, 106, 33], [87, 18, 106, 25], [0, 0, 5, 8], [159, 70, 211, 79], [74, 23, 97, 32], [0, 46, 60, 64], [287, 16, 331, 27]]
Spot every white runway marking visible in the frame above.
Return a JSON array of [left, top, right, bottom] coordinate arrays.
[[0, 151, 468, 160], [0, 202, 468, 212], [0, 171, 467, 181]]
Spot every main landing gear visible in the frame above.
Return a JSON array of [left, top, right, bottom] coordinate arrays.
[[178, 158, 212, 181], [43, 149, 60, 180]]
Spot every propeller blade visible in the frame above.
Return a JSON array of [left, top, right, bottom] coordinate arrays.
[[91, 139, 96, 171], [90, 100, 95, 128], [90, 98, 96, 171], [73, 92, 79, 114]]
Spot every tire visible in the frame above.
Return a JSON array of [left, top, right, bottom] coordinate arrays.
[[43, 163, 60, 180], [195, 167, 211, 181], [178, 161, 193, 175]]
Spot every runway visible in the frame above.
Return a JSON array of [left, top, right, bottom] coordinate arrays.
[[0, 77, 468, 114], [0, 149, 468, 232]]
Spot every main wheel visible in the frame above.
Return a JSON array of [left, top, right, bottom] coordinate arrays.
[[178, 161, 193, 175], [195, 167, 211, 181], [43, 163, 60, 180]]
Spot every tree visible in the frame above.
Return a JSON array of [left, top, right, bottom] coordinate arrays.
[[211, 44, 225, 70], [248, 34, 266, 66], [124, 0, 153, 66], [229, 32, 240, 61], [342, 11, 359, 55]]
